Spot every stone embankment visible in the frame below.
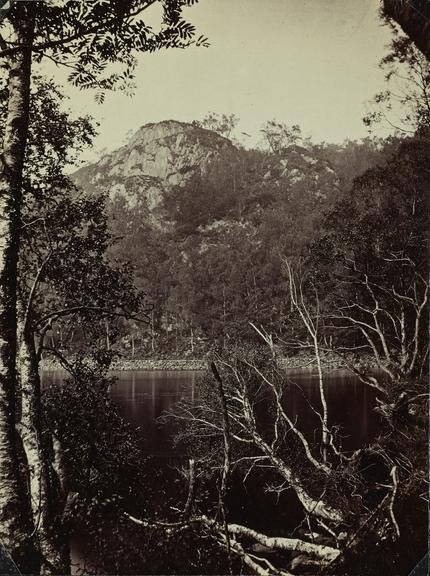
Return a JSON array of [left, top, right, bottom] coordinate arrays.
[[112, 358, 207, 371], [42, 353, 359, 372]]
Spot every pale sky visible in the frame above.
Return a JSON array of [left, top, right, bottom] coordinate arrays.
[[39, 0, 396, 164]]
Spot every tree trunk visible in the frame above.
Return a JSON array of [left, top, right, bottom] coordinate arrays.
[[190, 326, 194, 354], [383, 0, 430, 60], [151, 311, 156, 353], [314, 336, 329, 463], [19, 325, 70, 574], [105, 320, 110, 351], [0, 10, 38, 571]]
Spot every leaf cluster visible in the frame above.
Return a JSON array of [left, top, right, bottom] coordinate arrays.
[[1, 1, 208, 101]]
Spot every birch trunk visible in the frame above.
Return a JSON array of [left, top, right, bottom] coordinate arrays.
[[190, 326, 194, 354], [314, 335, 329, 462], [19, 325, 70, 574], [0, 10, 37, 570]]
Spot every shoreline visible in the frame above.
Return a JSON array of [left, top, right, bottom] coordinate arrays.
[[41, 354, 351, 372]]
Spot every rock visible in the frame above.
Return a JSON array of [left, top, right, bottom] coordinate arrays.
[[72, 120, 241, 225], [72, 121, 341, 230]]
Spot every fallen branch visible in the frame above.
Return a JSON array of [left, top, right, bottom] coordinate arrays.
[[125, 513, 340, 563], [389, 466, 400, 539], [226, 523, 340, 562], [182, 459, 195, 519]]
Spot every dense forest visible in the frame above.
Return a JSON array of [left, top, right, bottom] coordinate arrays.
[[0, 1, 428, 575]]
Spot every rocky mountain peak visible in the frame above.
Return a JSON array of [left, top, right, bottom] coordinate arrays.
[[72, 120, 240, 217]]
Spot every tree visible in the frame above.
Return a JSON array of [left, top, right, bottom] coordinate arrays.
[[140, 336, 426, 575], [42, 354, 146, 573], [163, 166, 238, 238], [156, 134, 342, 353], [6, 76, 144, 572], [364, 28, 430, 133], [0, 1, 203, 567], [192, 112, 239, 139], [382, 0, 430, 60], [18, 187, 143, 571], [0, 72, 98, 571], [283, 260, 330, 462], [0, 9, 35, 568], [260, 120, 305, 153], [316, 137, 400, 190], [154, 234, 427, 572], [312, 133, 429, 391]]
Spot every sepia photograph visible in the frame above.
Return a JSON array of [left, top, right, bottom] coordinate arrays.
[[0, 1, 428, 574]]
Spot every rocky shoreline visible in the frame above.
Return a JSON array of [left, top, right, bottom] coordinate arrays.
[[112, 358, 207, 371], [41, 354, 352, 372]]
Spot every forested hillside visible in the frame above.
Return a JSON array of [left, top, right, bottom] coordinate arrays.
[[67, 120, 402, 358]]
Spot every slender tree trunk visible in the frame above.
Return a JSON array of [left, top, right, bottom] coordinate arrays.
[[211, 362, 232, 573], [0, 10, 38, 570], [105, 320, 110, 351], [175, 313, 178, 353], [222, 283, 226, 329], [151, 310, 155, 353], [19, 324, 70, 574], [190, 326, 194, 354], [313, 336, 329, 463]]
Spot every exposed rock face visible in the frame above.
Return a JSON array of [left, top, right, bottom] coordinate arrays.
[[261, 144, 339, 198], [72, 121, 340, 232], [72, 120, 240, 219]]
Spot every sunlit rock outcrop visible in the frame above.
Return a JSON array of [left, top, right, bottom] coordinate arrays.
[[72, 120, 240, 220]]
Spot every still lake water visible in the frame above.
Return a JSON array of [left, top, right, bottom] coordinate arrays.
[[41, 368, 382, 573], [42, 368, 381, 453]]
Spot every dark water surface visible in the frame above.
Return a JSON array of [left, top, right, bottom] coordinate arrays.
[[110, 370, 199, 455], [42, 368, 380, 454], [41, 368, 382, 573]]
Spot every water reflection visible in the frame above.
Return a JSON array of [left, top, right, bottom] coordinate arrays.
[[283, 368, 380, 450], [42, 367, 381, 453], [109, 370, 197, 455]]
